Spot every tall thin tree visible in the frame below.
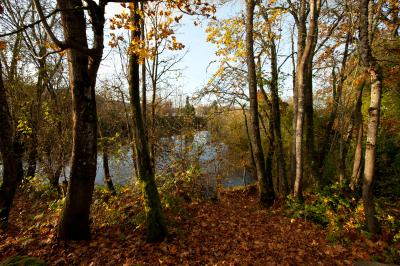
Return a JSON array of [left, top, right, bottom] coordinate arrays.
[[245, 0, 275, 206], [128, 1, 167, 242], [293, 0, 321, 200], [359, 0, 382, 234]]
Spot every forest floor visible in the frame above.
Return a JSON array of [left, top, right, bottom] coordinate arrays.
[[0, 185, 398, 265]]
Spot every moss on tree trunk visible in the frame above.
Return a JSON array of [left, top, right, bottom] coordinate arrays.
[[128, 1, 167, 242]]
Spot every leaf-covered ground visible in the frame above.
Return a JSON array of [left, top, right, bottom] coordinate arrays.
[[0, 187, 394, 265]]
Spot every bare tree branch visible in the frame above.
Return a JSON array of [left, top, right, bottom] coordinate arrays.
[[0, 8, 59, 38]]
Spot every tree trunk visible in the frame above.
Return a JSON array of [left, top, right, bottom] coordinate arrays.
[[129, 1, 167, 242], [57, 0, 105, 240], [294, 0, 321, 200], [266, 109, 276, 195], [338, 116, 355, 184], [99, 127, 116, 195], [303, 0, 321, 182], [149, 48, 159, 169], [338, 122, 345, 184], [141, 1, 147, 124], [294, 66, 305, 200], [245, 0, 274, 206], [269, 36, 288, 196], [291, 1, 306, 193], [339, 125, 353, 184], [258, 88, 276, 194], [25, 142, 38, 179], [258, 4, 288, 196], [103, 147, 116, 195], [150, 77, 157, 168], [359, 0, 381, 234], [52, 163, 63, 195], [304, 60, 316, 179], [258, 79, 279, 195], [243, 108, 256, 171], [26, 48, 47, 179], [363, 70, 381, 234], [0, 61, 23, 229], [43, 136, 63, 194], [350, 85, 365, 191], [45, 77, 66, 193], [290, 28, 297, 190], [8, 33, 22, 81]]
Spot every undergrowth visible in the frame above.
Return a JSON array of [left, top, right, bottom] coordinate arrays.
[[284, 182, 400, 263]]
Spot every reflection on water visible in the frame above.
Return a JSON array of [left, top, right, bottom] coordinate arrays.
[[0, 131, 255, 188]]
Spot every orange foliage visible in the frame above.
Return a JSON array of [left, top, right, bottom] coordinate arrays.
[[108, 0, 215, 63]]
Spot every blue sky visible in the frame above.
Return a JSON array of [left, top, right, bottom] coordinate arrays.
[[101, 1, 243, 103], [101, 1, 295, 106], [176, 1, 243, 96]]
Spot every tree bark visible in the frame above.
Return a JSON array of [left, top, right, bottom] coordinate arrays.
[[0, 61, 23, 229], [129, 1, 167, 242], [8, 33, 22, 81], [149, 51, 159, 169], [25, 139, 38, 179], [269, 36, 288, 196], [25, 47, 47, 179], [258, 5, 288, 196], [291, 0, 306, 193], [245, 0, 274, 206], [56, 0, 105, 240], [242, 108, 257, 171], [294, 68, 305, 200], [350, 84, 365, 191], [303, 0, 321, 182], [46, 90, 65, 194], [266, 115, 275, 195], [293, 0, 321, 200], [102, 147, 116, 195], [359, 0, 382, 234], [290, 28, 297, 190], [99, 128, 116, 195], [258, 76, 276, 195], [304, 59, 316, 178], [141, 1, 147, 124]]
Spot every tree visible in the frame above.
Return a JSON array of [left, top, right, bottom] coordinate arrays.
[[98, 109, 118, 195], [204, 1, 290, 198], [258, 4, 289, 196], [292, 0, 321, 200], [108, 0, 214, 240], [142, 1, 186, 164], [1, 0, 65, 181], [245, 0, 274, 206], [316, 32, 351, 179], [0, 1, 24, 230], [109, 0, 190, 167], [0, 60, 24, 229], [359, 0, 382, 234], [350, 80, 365, 191], [127, 1, 167, 242], [33, 0, 106, 240]]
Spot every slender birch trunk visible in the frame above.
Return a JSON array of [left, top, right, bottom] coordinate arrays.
[[359, 0, 382, 234]]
